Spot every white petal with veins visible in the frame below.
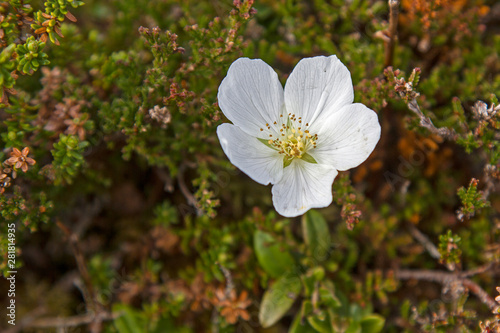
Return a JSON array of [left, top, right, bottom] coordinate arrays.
[[284, 55, 353, 134], [217, 123, 284, 185], [218, 58, 284, 138], [272, 160, 338, 217]]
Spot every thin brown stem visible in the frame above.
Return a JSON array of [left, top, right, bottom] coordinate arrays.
[[407, 223, 441, 260], [57, 221, 99, 313], [460, 262, 500, 278], [56, 221, 106, 333], [177, 163, 203, 216], [384, 0, 400, 67], [396, 269, 497, 311]]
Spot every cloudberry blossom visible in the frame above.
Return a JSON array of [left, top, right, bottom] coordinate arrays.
[[217, 56, 381, 217]]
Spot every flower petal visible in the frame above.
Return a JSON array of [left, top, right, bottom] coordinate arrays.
[[272, 160, 338, 217], [284, 55, 353, 132], [311, 103, 381, 171], [11, 148, 21, 157], [218, 58, 284, 138], [217, 123, 283, 185], [5, 157, 17, 165]]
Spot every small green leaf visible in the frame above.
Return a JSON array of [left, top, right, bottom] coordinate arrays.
[[254, 230, 295, 278], [301, 153, 317, 164], [259, 273, 302, 328], [302, 210, 331, 261], [360, 315, 385, 333], [283, 156, 293, 168], [22, 61, 31, 74]]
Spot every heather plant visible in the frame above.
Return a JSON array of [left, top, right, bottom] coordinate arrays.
[[0, 0, 499, 332]]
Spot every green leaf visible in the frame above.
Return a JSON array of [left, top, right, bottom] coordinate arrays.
[[360, 315, 385, 333], [300, 299, 313, 317], [284, 156, 293, 168], [289, 312, 317, 333], [319, 283, 341, 309], [307, 312, 333, 333], [259, 273, 302, 328], [301, 153, 317, 164], [302, 210, 331, 261], [302, 272, 315, 297], [345, 320, 361, 333], [22, 61, 31, 74], [254, 230, 295, 278]]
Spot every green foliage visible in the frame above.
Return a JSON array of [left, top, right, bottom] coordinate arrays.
[[43, 0, 84, 20], [456, 178, 489, 221], [292, 283, 385, 333], [153, 200, 179, 226], [49, 134, 88, 185], [30, 0, 84, 44], [259, 273, 302, 328], [0, 188, 52, 274], [0, 45, 17, 91], [15, 36, 50, 74], [254, 229, 295, 278], [438, 230, 462, 268], [302, 210, 331, 261], [110, 304, 192, 333]]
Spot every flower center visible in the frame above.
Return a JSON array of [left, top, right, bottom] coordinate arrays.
[[259, 113, 318, 167]]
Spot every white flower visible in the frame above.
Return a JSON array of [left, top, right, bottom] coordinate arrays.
[[217, 55, 381, 217]]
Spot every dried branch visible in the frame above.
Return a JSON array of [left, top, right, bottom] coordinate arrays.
[[56, 221, 105, 332], [407, 223, 441, 260], [57, 221, 99, 312], [396, 269, 497, 311], [177, 163, 203, 216], [4, 310, 120, 333], [21, 312, 119, 329], [461, 279, 498, 310], [216, 261, 234, 298], [460, 262, 500, 278], [384, 0, 400, 67], [407, 99, 459, 141]]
